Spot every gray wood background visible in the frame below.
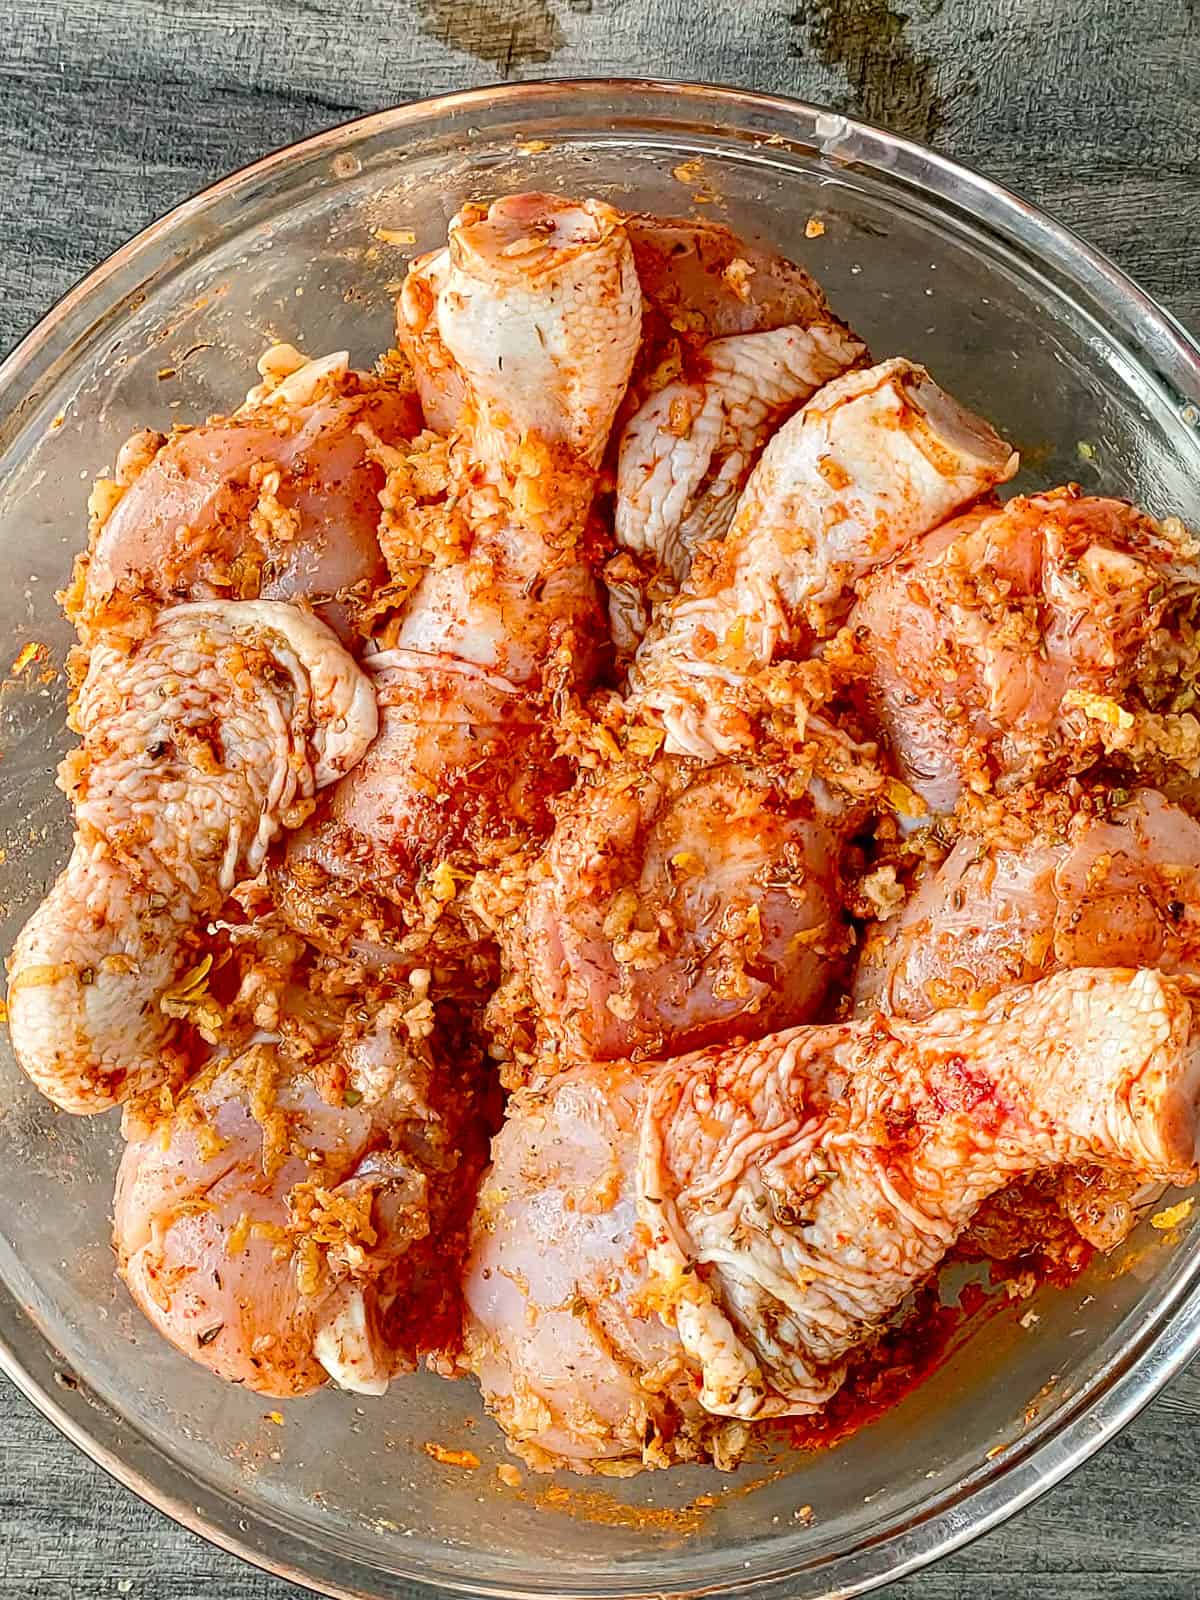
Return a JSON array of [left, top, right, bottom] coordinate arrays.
[[2, 1, 1199, 1596]]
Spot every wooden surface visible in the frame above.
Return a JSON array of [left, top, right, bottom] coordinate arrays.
[[2, 2, 1200, 1596]]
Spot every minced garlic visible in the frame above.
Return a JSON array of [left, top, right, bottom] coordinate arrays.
[[1151, 1198, 1194, 1231]]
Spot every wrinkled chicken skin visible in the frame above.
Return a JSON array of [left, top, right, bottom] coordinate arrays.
[[73, 350, 421, 647], [627, 359, 1018, 762], [605, 214, 868, 651], [276, 196, 641, 962], [510, 762, 856, 1065], [116, 995, 486, 1397], [466, 967, 1200, 1470], [855, 785, 1200, 1255], [850, 490, 1200, 812], [614, 321, 867, 595], [7, 601, 376, 1113], [856, 788, 1200, 1019]]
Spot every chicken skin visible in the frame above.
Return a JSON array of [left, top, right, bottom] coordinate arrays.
[[622, 213, 840, 341], [614, 321, 865, 597], [72, 348, 422, 648], [399, 208, 841, 461], [850, 489, 1200, 811], [626, 359, 1017, 762], [465, 967, 1200, 1471], [856, 787, 1200, 1017], [7, 602, 377, 1112], [502, 362, 1014, 1067], [600, 210, 869, 655], [510, 762, 857, 1065]]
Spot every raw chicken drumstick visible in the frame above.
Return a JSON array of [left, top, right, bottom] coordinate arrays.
[[115, 983, 488, 1398], [399, 208, 841, 447], [7, 601, 377, 1113], [398, 191, 640, 470], [626, 357, 1018, 762], [501, 361, 1016, 1064], [852, 782, 1200, 1255], [71, 348, 422, 648], [603, 209, 868, 654], [856, 786, 1200, 1020], [465, 966, 1200, 1472], [849, 488, 1200, 811], [613, 317, 865, 597], [273, 195, 641, 970]]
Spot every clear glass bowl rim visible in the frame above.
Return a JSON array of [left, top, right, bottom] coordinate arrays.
[[1, 74, 1199, 1600]]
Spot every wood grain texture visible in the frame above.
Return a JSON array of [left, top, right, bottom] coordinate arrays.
[[3, 0, 1200, 362], [2, 2, 1199, 1597]]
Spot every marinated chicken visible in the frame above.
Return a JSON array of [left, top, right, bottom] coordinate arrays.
[[622, 213, 842, 342], [115, 978, 489, 1397], [501, 361, 1013, 1067], [507, 761, 859, 1066], [465, 967, 1199, 1471], [626, 358, 1017, 762], [852, 783, 1200, 1255], [604, 212, 869, 656], [7, 601, 376, 1112], [6, 191, 1200, 1479], [69, 348, 422, 647], [857, 785, 1200, 1019], [850, 489, 1200, 811], [614, 320, 865, 595], [273, 195, 640, 973]]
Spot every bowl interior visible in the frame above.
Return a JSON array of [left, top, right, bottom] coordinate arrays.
[[1, 82, 1199, 1600]]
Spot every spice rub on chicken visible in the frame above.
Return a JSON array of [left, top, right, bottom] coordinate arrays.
[[115, 974, 489, 1398], [498, 362, 1014, 1071], [623, 359, 1016, 763], [68, 347, 423, 649], [272, 195, 641, 978], [7, 601, 377, 1113], [849, 489, 1200, 812], [856, 784, 1200, 1019], [465, 968, 1200, 1472], [8, 190, 1200, 1471]]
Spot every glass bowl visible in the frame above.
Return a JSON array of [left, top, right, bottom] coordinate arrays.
[[2, 78, 1200, 1600]]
